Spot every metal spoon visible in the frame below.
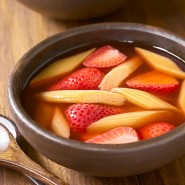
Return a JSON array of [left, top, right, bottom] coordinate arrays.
[[0, 115, 67, 185]]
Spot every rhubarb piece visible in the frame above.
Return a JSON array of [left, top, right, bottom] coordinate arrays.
[[35, 90, 126, 106], [135, 47, 185, 79], [87, 110, 174, 133], [30, 48, 96, 87], [100, 56, 143, 91], [126, 70, 179, 93], [50, 107, 70, 138], [112, 88, 178, 112], [178, 80, 185, 115], [33, 102, 54, 129], [86, 127, 139, 144], [83, 45, 127, 68], [80, 132, 100, 141]]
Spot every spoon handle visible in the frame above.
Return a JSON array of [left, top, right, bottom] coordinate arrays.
[[0, 132, 67, 185], [24, 174, 45, 185]]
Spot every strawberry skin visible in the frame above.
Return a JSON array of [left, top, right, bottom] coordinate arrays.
[[126, 71, 179, 93], [86, 127, 139, 144], [48, 67, 104, 91], [65, 103, 124, 132], [83, 45, 127, 68], [138, 122, 175, 140]]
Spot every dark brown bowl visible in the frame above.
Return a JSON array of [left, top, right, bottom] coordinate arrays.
[[8, 23, 185, 177], [16, 0, 127, 20]]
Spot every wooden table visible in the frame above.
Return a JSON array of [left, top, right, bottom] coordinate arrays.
[[1, 0, 185, 184]]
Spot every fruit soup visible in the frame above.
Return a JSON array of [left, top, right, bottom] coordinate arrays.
[[22, 42, 185, 144]]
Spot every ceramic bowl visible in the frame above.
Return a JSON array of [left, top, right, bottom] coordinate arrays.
[[8, 23, 185, 177], [16, 0, 127, 20]]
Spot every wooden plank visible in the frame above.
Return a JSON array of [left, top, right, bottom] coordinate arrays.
[[0, 167, 32, 185], [138, 157, 185, 185]]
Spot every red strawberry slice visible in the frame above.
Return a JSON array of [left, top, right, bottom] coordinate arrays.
[[138, 122, 175, 140], [83, 45, 127, 68], [65, 103, 124, 132], [48, 67, 104, 91], [126, 71, 179, 93], [86, 127, 139, 144]]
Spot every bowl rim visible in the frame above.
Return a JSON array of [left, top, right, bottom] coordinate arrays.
[[8, 22, 185, 153]]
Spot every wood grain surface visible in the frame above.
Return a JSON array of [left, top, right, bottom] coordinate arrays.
[[1, 0, 185, 184]]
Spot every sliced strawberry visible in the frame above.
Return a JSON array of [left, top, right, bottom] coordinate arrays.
[[48, 67, 104, 91], [65, 103, 124, 132], [138, 122, 175, 140], [85, 127, 139, 144], [126, 71, 179, 93], [83, 45, 127, 68]]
